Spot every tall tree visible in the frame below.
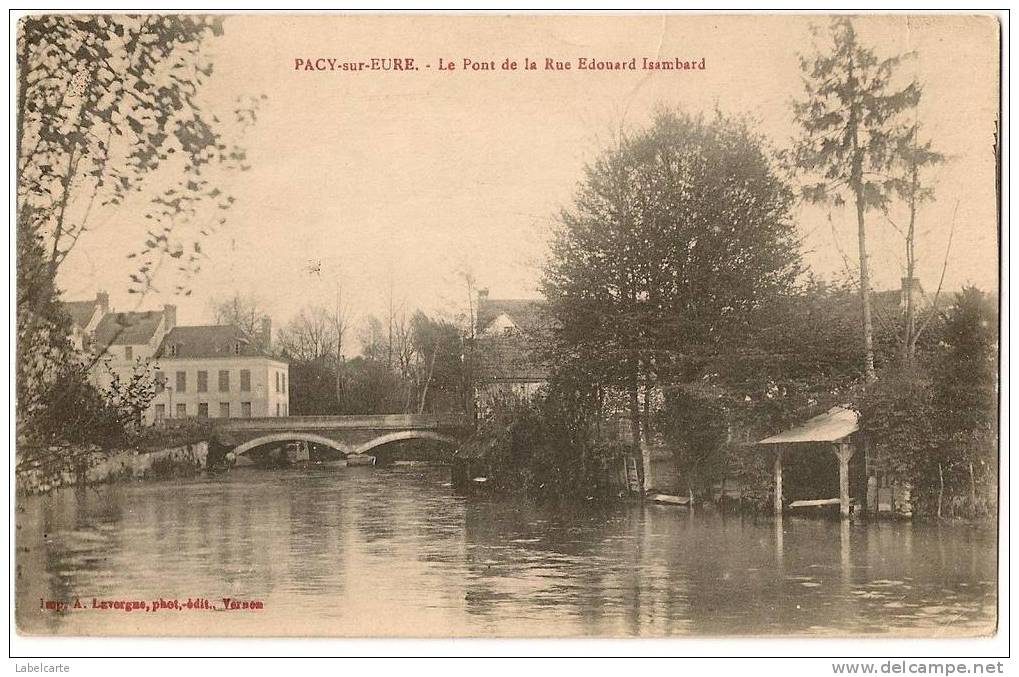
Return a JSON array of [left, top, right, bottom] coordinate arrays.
[[543, 109, 800, 479], [330, 282, 351, 409], [887, 124, 947, 364], [792, 17, 921, 381]]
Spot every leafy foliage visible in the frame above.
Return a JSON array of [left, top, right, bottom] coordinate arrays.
[[16, 16, 261, 455], [543, 108, 801, 440], [859, 288, 998, 517], [466, 383, 628, 500]]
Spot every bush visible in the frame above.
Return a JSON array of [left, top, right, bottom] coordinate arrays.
[[464, 387, 627, 500]]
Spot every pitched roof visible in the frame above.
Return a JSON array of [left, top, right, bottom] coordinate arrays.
[[758, 406, 859, 445], [477, 298, 550, 335], [62, 300, 101, 329], [156, 325, 271, 359], [94, 311, 164, 347]]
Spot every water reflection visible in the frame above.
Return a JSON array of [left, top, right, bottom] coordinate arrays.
[[16, 465, 996, 637]]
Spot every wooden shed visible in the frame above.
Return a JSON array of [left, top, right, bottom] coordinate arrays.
[[758, 406, 861, 518]]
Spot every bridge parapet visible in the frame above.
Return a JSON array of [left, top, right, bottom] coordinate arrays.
[[216, 413, 468, 433], [209, 412, 471, 457]]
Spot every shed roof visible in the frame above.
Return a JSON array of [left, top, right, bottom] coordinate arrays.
[[758, 406, 859, 445]]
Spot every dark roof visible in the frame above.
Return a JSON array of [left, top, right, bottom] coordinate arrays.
[[473, 335, 550, 382], [62, 300, 101, 329], [155, 325, 272, 359], [94, 311, 164, 347], [477, 297, 549, 335]]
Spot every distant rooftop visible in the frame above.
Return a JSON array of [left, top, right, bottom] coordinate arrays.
[[476, 296, 549, 336], [62, 299, 102, 329], [94, 311, 164, 347]]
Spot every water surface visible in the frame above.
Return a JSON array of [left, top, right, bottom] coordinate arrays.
[[16, 465, 996, 637]]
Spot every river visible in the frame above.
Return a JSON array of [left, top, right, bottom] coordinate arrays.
[[16, 464, 996, 637]]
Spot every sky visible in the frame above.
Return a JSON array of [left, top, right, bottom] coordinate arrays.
[[57, 14, 1000, 342]]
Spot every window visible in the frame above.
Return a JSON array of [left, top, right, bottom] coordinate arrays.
[[169, 344, 178, 357], [154, 371, 166, 393], [125, 346, 133, 360], [240, 369, 251, 392], [176, 371, 186, 393], [233, 342, 241, 355], [219, 402, 230, 418], [276, 402, 280, 416], [241, 402, 252, 418], [198, 403, 209, 418], [175, 403, 186, 418], [218, 370, 230, 392], [275, 372, 280, 393], [282, 373, 287, 392], [154, 404, 165, 422], [197, 371, 208, 393]]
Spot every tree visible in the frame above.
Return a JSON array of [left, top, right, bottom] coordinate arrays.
[[16, 17, 260, 443], [275, 305, 336, 364], [792, 17, 922, 381], [357, 314, 387, 363], [410, 312, 464, 414], [17, 16, 261, 298], [930, 287, 998, 515], [858, 366, 942, 515], [330, 282, 351, 409], [887, 124, 947, 365], [543, 109, 801, 475], [210, 292, 269, 341]]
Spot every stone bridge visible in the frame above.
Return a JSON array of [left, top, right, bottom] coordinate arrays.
[[211, 413, 471, 458]]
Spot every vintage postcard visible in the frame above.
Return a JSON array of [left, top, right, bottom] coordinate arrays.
[[14, 13, 1001, 640]]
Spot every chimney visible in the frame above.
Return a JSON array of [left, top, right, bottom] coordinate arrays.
[[163, 304, 177, 331], [900, 277, 924, 311], [261, 317, 272, 351], [97, 290, 110, 313]]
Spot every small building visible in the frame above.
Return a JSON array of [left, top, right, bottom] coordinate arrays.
[[758, 406, 869, 518]]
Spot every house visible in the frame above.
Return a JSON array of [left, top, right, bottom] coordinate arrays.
[[63, 294, 287, 423], [472, 290, 551, 408], [148, 324, 289, 423]]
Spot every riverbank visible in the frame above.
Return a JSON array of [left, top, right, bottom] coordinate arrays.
[[16, 441, 210, 495]]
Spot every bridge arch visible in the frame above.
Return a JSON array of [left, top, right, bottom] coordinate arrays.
[[351, 430, 460, 457], [231, 432, 353, 457]]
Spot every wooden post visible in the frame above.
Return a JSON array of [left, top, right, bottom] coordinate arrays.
[[835, 442, 855, 519], [773, 447, 783, 515]]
